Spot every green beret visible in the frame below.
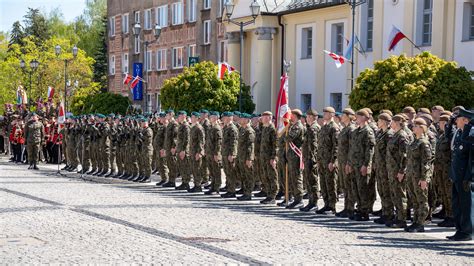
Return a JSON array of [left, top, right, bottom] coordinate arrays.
[[199, 109, 209, 114], [335, 112, 342, 117], [222, 111, 233, 117], [301, 114, 307, 118], [159, 112, 166, 117], [177, 110, 187, 116], [166, 109, 175, 114], [191, 111, 200, 117], [210, 111, 220, 116], [233, 111, 241, 116], [240, 113, 251, 119], [108, 113, 115, 117], [251, 114, 260, 118]]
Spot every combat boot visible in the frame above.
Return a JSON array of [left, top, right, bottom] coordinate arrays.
[[33, 163, 39, 170], [188, 186, 203, 193], [335, 209, 348, 217], [254, 191, 267, 197], [437, 217, 455, 227], [156, 179, 167, 186], [275, 191, 284, 200], [220, 192, 236, 198], [235, 188, 244, 195], [285, 200, 303, 209], [176, 183, 190, 191], [260, 197, 276, 205], [374, 215, 390, 225], [299, 203, 316, 212], [237, 195, 252, 201], [316, 206, 335, 214], [139, 177, 151, 183], [162, 181, 176, 188], [405, 223, 425, 233], [388, 219, 407, 229], [354, 212, 370, 221], [204, 189, 219, 195]]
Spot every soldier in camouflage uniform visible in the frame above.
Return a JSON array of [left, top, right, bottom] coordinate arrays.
[[236, 113, 255, 201], [283, 109, 305, 209], [199, 109, 211, 185], [373, 113, 395, 224], [300, 109, 320, 211], [88, 116, 99, 174], [385, 114, 411, 229], [205, 111, 223, 194], [163, 110, 178, 187], [136, 117, 153, 183], [259, 111, 279, 204], [346, 109, 375, 221], [155, 113, 169, 186], [176, 111, 191, 190], [188, 112, 205, 192], [335, 108, 356, 218], [98, 115, 111, 176], [316, 107, 340, 214], [276, 135, 286, 201], [115, 118, 126, 177], [433, 114, 454, 227], [25, 113, 44, 170], [405, 118, 432, 233], [252, 114, 264, 195], [221, 112, 239, 198]]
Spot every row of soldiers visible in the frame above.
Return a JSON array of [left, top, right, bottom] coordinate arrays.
[[59, 106, 471, 238]]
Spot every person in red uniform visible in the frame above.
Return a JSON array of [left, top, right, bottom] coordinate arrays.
[[9, 117, 24, 163]]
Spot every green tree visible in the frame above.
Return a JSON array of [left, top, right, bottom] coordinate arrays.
[[23, 8, 51, 48], [78, 92, 131, 115], [161, 61, 255, 113], [349, 52, 474, 113], [8, 21, 26, 50], [92, 15, 108, 91]]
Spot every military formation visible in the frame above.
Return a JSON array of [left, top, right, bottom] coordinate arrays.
[[3, 104, 473, 241]]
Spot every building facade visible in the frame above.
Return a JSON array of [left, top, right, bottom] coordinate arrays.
[[225, 0, 474, 113], [107, 0, 228, 112]]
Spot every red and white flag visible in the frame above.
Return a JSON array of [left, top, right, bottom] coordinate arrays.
[[130, 76, 140, 90], [388, 25, 407, 51], [47, 86, 54, 102], [123, 74, 133, 85], [275, 73, 291, 136], [217, 62, 236, 80], [323, 50, 347, 68], [57, 101, 65, 128]]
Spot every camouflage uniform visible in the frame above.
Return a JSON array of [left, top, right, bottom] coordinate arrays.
[[286, 120, 305, 202], [260, 123, 279, 199], [222, 122, 239, 193], [165, 119, 179, 183], [140, 125, 154, 178], [277, 136, 287, 197], [25, 120, 44, 165], [206, 122, 223, 191], [237, 123, 255, 197], [374, 128, 395, 218], [406, 136, 432, 225], [177, 120, 191, 184], [190, 122, 205, 186], [200, 118, 211, 183], [155, 122, 169, 182], [434, 131, 452, 218], [337, 122, 356, 211], [253, 123, 263, 190], [317, 120, 340, 209], [302, 120, 320, 206]]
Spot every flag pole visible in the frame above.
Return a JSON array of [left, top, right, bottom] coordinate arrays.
[[283, 60, 291, 207], [405, 37, 422, 52]]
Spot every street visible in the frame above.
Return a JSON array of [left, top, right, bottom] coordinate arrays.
[[0, 156, 472, 264]]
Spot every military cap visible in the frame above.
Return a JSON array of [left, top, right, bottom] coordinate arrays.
[[335, 112, 342, 117], [306, 109, 318, 116], [323, 106, 336, 113], [452, 106, 465, 113], [301, 113, 307, 118], [417, 108, 431, 115], [441, 111, 452, 116], [251, 113, 260, 118], [291, 109, 303, 117], [261, 111, 273, 116], [159, 112, 166, 117], [403, 106, 416, 114], [342, 108, 355, 116], [400, 113, 409, 120], [317, 114, 323, 118], [458, 108, 474, 119], [240, 113, 251, 119], [356, 109, 370, 119], [210, 111, 220, 116], [166, 109, 175, 114], [177, 110, 187, 116], [233, 111, 241, 116], [200, 109, 209, 114], [414, 117, 428, 127], [222, 111, 233, 117], [378, 113, 392, 122], [380, 109, 393, 116], [31, 112, 37, 116], [392, 114, 407, 122], [439, 115, 450, 122], [431, 105, 444, 111], [361, 108, 373, 115], [98, 114, 105, 118], [191, 111, 200, 117], [419, 113, 433, 124]]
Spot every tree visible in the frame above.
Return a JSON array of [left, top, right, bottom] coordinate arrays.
[[8, 21, 26, 50], [349, 52, 474, 113], [23, 8, 51, 48], [160, 61, 255, 113], [92, 15, 108, 91], [76, 92, 131, 115]]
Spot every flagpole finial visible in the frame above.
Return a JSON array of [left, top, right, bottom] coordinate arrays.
[[283, 60, 291, 74]]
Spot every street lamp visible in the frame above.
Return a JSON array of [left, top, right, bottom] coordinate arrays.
[[20, 58, 39, 109], [55, 44, 78, 113], [224, 0, 260, 112], [133, 22, 162, 113]]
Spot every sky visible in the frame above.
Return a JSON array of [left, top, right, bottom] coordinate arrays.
[[0, 0, 87, 32]]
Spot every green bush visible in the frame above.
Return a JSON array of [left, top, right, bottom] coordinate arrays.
[[161, 61, 255, 113], [72, 92, 130, 115], [349, 52, 474, 113]]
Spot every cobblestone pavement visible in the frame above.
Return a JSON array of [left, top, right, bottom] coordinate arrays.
[[0, 156, 472, 264]]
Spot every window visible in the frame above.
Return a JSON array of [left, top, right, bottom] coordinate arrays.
[[122, 13, 129, 34], [109, 16, 115, 37], [301, 94, 311, 112], [155, 93, 161, 112], [218, 41, 226, 62], [301, 27, 312, 59], [188, 0, 197, 22], [147, 94, 152, 113], [122, 53, 129, 73], [421, 0, 432, 46], [218, 0, 225, 17], [462, 2, 474, 41], [144, 9, 152, 30], [366, 0, 373, 51], [172, 47, 184, 69], [109, 55, 115, 75], [204, 0, 211, 10], [330, 93, 342, 113], [134, 36, 140, 54], [204, 20, 211, 45], [331, 23, 344, 55], [156, 49, 167, 70], [145, 50, 152, 71], [188, 44, 196, 58], [156, 5, 168, 27], [134, 11, 140, 24], [172, 2, 184, 25]]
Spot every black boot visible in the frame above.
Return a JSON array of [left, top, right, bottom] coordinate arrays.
[[299, 203, 316, 212], [220, 192, 236, 198], [285, 200, 304, 209]]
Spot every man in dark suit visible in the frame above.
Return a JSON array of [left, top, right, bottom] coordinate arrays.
[[447, 108, 473, 241]]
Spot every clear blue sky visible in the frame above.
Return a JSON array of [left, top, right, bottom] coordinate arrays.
[[0, 0, 87, 32]]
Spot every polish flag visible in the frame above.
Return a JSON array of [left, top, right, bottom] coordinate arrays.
[[388, 25, 407, 51], [217, 62, 236, 80], [275, 73, 291, 136], [47, 86, 54, 101], [323, 50, 347, 68], [130, 76, 140, 89], [123, 74, 133, 85]]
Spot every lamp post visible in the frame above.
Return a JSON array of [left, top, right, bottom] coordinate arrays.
[[346, 0, 366, 91], [133, 22, 162, 113], [20, 59, 39, 108], [55, 44, 78, 113], [224, 0, 260, 112]]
